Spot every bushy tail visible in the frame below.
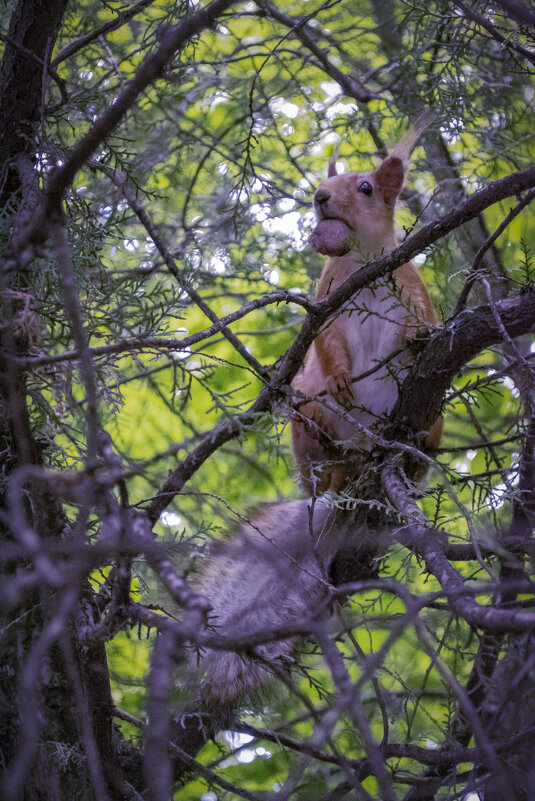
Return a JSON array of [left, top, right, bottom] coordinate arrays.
[[172, 500, 381, 768], [188, 500, 357, 717]]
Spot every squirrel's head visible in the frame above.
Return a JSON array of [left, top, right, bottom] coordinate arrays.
[[309, 112, 432, 258]]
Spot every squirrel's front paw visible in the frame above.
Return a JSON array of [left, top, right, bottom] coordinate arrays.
[[308, 405, 324, 426], [326, 372, 353, 407]]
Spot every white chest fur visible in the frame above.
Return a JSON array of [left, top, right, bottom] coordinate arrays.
[[342, 281, 408, 417], [296, 277, 411, 444]]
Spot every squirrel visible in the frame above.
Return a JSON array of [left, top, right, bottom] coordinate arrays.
[[179, 116, 442, 754], [292, 112, 442, 495]]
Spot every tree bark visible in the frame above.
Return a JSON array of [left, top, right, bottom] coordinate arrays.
[[0, 0, 69, 207], [0, 4, 109, 800]]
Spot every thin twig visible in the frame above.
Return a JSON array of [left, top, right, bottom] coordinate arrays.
[[452, 188, 535, 316]]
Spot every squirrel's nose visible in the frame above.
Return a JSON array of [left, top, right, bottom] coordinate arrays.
[[315, 188, 331, 205]]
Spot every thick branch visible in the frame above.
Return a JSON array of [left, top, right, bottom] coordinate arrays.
[[390, 290, 535, 441], [491, 0, 535, 27], [277, 165, 535, 387]]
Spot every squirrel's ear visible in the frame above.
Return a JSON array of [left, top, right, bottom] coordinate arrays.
[[375, 110, 433, 204], [374, 155, 405, 204]]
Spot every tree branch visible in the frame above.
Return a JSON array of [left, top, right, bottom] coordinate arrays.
[[51, 0, 157, 66], [18, 0, 237, 251], [383, 466, 535, 632], [454, 1, 535, 66]]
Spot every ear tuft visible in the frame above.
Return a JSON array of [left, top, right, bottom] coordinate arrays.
[[391, 110, 434, 164], [374, 156, 405, 204], [328, 156, 337, 177], [327, 146, 340, 178]]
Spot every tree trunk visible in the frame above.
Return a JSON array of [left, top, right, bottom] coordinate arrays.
[[0, 3, 127, 799]]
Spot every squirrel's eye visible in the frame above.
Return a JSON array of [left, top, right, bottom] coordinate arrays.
[[358, 181, 373, 197]]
